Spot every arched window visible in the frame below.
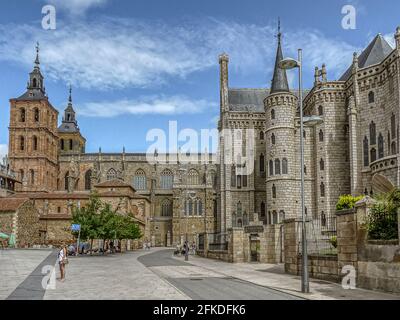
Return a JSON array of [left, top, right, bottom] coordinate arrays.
[[34, 108, 39, 122], [282, 158, 288, 174], [268, 211, 272, 225], [363, 136, 369, 166], [260, 131, 264, 140], [260, 154, 265, 173], [106, 168, 117, 181], [20, 108, 26, 122], [271, 109, 275, 120], [272, 184, 276, 199], [161, 199, 173, 217], [368, 91, 375, 103], [64, 172, 69, 190], [320, 158, 325, 171], [320, 182, 325, 197], [85, 170, 92, 190], [391, 141, 397, 155], [269, 160, 274, 176], [187, 169, 199, 185], [370, 148, 377, 163], [69, 139, 73, 151], [188, 199, 193, 215], [197, 199, 203, 216], [30, 169, 35, 185], [391, 113, 396, 138], [275, 159, 281, 175], [260, 202, 266, 218], [370, 122, 376, 145], [319, 129, 324, 142], [33, 136, 38, 151], [160, 169, 173, 189], [237, 219, 243, 227], [318, 105, 323, 116], [378, 133, 384, 159], [271, 133, 276, 145], [60, 139, 65, 150], [133, 169, 147, 190], [19, 136, 25, 151], [304, 165, 307, 175], [272, 211, 278, 224]]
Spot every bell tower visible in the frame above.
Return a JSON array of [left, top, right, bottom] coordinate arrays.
[[8, 43, 59, 192]]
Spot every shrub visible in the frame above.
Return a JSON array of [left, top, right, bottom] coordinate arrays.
[[329, 236, 337, 249], [367, 202, 398, 240], [336, 195, 364, 211]]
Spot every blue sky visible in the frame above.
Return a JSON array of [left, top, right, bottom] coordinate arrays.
[[0, 0, 399, 157]]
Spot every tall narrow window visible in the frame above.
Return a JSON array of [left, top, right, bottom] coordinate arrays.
[[272, 211, 278, 224], [231, 166, 236, 187], [20, 169, 24, 181], [85, 170, 92, 190], [272, 184, 276, 198], [69, 139, 73, 150], [271, 109, 275, 120], [260, 154, 265, 173], [321, 212, 327, 227], [391, 113, 396, 138], [237, 202, 242, 217], [269, 160, 274, 176], [187, 169, 199, 185], [61, 139, 65, 150], [320, 182, 325, 197], [237, 175, 242, 189], [260, 202, 266, 218], [271, 133, 276, 145], [368, 91, 375, 103], [242, 175, 247, 188], [370, 148, 377, 163], [20, 108, 26, 122], [378, 133, 384, 159], [34, 108, 39, 122], [363, 136, 369, 166], [30, 169, 35, 185], [370, 122, 376, 145], [275, 159, 281, 175], [282, 158, 288, 174], [33, 136, 38, 151], [260, 131, 264, 140], [320, 158, 325, 171], [319, 130, 324, 142], [19, 136, 25, 151], [161, 199, 172, 217], [64, 172, 69, 190], [318, 105, 324, 116]]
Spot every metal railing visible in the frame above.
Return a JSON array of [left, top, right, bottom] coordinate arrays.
[[304, 214, 337, 256]]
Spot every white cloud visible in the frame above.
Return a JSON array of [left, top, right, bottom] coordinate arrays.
[[0, 144, 8, 160], [78, 95, 216, 117], [0, 18, 360, 90], [47, 0, 108, 15]]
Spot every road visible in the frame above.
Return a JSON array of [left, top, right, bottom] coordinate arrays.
[[138, 249, 302, 300]]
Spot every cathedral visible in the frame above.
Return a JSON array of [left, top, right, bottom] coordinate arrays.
[[1, 25, 400, 256]]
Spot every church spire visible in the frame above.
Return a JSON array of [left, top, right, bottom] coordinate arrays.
[[34, 42, 40, 68], [270, 18, 289, 94]]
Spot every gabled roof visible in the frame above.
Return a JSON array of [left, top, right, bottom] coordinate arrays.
[[339, 34, 394, 81]]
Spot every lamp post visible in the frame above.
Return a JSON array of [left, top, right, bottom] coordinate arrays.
[[279, 49, 322, 293]]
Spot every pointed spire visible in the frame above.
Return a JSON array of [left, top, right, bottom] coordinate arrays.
[[34, 42, 40, 68], [68, 85, 72, 104], [270, 18, 289, 94]]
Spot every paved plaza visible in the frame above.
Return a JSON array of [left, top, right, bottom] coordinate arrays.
[[0, 248, 399, 300]]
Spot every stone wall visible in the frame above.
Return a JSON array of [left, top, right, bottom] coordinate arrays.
[[15, 201, 41, 248], [265, 224, 283, 264], [307, 255, 339, 282]]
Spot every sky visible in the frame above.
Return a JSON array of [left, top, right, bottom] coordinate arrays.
[[0, 0, 400, 158]]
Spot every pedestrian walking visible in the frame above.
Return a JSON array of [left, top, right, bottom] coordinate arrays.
[[58, 244, 68, 282]]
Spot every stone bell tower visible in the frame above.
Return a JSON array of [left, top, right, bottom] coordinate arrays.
[[8, 43, 59, 192]]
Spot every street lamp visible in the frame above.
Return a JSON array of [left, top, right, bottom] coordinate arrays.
[[279, 49, 313, 294]]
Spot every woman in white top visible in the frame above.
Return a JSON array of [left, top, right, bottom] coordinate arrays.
[[58, 245, 67, 281]]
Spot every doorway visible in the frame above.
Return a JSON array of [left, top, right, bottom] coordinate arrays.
[[250, 235, 260, 262]]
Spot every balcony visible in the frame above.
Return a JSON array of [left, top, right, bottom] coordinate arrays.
[[370, 155, 398, 174]]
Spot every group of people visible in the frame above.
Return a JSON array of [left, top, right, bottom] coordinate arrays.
[[174, 241, 196, 256]]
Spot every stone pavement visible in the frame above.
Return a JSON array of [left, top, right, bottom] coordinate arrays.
[[43, 248, 188, 300], [176, 254, 400, 300], [0, 249, 53, 300]]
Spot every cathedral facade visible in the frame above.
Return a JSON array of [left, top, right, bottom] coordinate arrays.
[[2, 26, 400, 251]]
